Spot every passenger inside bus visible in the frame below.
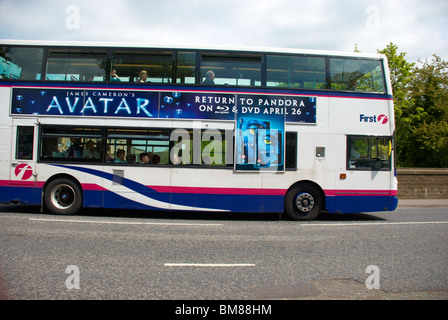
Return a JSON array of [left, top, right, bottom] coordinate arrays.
[[83, 140, 101, 159], [139, 70, 149, 83], [126, 154, 136, 164], [114, 149, 127, 163], [110, 69, 121, 82], [139, 152, 152, 164], [152, 154, 160, 164], [65, 138, 83, 158], [202, 70, 215, 85]]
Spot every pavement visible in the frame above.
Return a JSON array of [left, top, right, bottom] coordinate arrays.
[[293, 279, 448, 300], [397, 198, 448, 208]]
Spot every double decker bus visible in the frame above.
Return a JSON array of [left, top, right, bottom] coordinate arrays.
[[0, 40, 398, 220]]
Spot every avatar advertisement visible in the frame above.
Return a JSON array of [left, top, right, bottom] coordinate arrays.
[[11, 88, 160, 118], [10, 87, 316, 172], [11, 87, 316, 123], [158, 91, 236, 120], [235, 95, 285, 172]]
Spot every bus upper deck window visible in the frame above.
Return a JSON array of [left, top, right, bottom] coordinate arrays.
[[200, 53, 262, 87], [111, 50, 174, 83], [329, 58, 386, 93], [266, 55, 326, 89], [0, 46, 44, 80], [46, 49, 107, 82]]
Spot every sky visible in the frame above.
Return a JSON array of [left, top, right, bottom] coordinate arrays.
[[0, 0, 447, 63]]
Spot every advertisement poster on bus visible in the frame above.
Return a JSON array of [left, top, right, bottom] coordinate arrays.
[[11, 88, 316, 123], [235, 94, 285, 172], [159, 91, 236, 120], [10, 87, 316, 172], [11, 88, 160, 118]]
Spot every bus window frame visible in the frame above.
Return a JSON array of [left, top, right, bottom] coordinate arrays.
[[346, 135, 393, 171], [45, 47, 108, 82], [0, 45, 45, 81], [37, 125, 235, 169], [110, 49, 175, 84], [199, 50, 263, 87], [328, 57, 387, 93], [0, 44, 390, 96]]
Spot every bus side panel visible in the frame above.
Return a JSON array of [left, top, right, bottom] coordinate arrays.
[[82, 189, 104, 208], [326, 194, 398, 213], [0, 184, 42, 205], [262, 195, 285, 213], [93, 188, 280, 213], [0, 87, 12, 203], [76, 184, 286, 213], [194, 193, 263, 212], [170, 168, 266, 212], [100, 190, 170, 211]]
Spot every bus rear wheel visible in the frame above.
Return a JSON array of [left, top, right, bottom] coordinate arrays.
[[285, 184, 322, 221], [44, 178, 82, 215]]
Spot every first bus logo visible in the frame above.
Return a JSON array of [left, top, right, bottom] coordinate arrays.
[[360, 114, 388, 124], [14, 163, 34, 180]]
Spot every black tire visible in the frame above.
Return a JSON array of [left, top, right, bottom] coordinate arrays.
[[44, 178, 82, 215], [285, 184, 322, 221]]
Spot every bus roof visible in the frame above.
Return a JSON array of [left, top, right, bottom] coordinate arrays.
[[0, 39, 385, 60]]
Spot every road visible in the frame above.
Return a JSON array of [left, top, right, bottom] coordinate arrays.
[[0, 201, 447, 301]]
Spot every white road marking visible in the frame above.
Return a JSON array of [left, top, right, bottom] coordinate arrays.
[[28, 218, 448, 228], [164, 263, 255, 267], [301, 221, 448, 227], [29, 217, 222, 227]]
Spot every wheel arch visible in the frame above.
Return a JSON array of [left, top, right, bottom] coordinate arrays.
[[286, 180, 326, 212], [42, 173, 83, 209]]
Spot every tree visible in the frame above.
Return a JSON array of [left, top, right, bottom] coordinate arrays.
[[377, 43, 416, 166], [407, 55, 448, 167], [378, 44, 448, 167]]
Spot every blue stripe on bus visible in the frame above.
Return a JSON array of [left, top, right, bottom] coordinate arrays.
[[326, 195, 398, 213], [66, 162, 397, 214], [0, 185, 42, 205], [0, 182, 397, 214], [84, 189, 284, 213], [51, 165, 286, 212], [53, 164, 160, 194]]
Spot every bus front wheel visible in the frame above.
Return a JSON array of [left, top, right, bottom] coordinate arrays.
[[44, 178, 82, 215], [285, 184, 322, 221]]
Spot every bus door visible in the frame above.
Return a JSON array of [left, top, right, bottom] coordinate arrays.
[[9, 119, 37, 186]]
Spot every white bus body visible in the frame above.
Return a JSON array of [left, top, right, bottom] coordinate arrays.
[[0, 40, 398, 220]]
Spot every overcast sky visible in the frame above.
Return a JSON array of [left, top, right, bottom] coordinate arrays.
[[0, 0, 446, 62]]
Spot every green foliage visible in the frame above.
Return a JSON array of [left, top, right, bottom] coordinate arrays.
[[408, 55, 448, 167], [379, 43, 448, 167]]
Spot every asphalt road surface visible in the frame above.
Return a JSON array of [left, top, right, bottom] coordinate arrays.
[[0, 201, 447, 301]]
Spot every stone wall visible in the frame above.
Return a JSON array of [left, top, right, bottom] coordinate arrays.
[[397, 168, 448, 199]]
